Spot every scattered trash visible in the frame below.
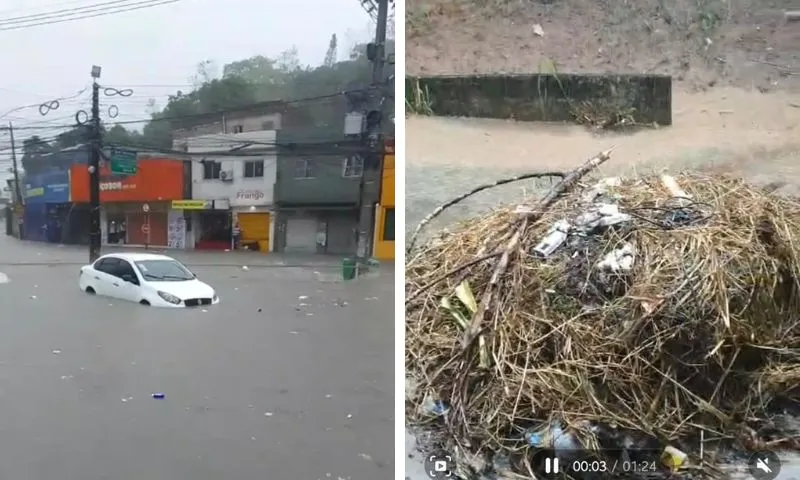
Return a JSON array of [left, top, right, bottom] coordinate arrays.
[[289, 331, 300, 335], [365, 296, 378, 300], [251, 436, 257, 441], [421, 397, 449, 416], [201, 309, 207, 313], [334, 299, 348, 307], [524, 422, 581, 453], [346, 413, 353, 419], [257, 308, 262, 312], [298, 302, 309, 307], [325, 394, 333, 398], [661, 445, 687, 471], [121, 396, 133, 402], [264, 412, 273, 417], [596, 242, 636, 272], [0, 273, 9, 284], [533, 220, 570, 257], [298, 295, 309, 300], [532, 23, 545, 36], [359, 453, 373, 461], [51, 349, 61, 355], [573, 203, 631, 233], [151, 393, 165, 399], [60, 375, 73, 380], [242, 266, 249, 271], [306, 312, 314, 316], [30, 295, 37, 300]]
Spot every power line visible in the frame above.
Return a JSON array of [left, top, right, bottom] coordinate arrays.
[[0, 0, 147, 25], [0, 0, 180, 31], [0, 86, 90, 120]]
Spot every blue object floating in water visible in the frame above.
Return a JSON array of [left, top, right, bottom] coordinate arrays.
[[152, 393, 165, 399]]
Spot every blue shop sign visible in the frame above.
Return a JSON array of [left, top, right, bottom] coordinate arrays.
[[24, 171, 70, 204]]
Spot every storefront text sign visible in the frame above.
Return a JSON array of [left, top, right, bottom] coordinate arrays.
[[171, 200, 210, 210], [100, 181, 136, 191], [233, 189, 266, 205], [236, 190, 265, 201]]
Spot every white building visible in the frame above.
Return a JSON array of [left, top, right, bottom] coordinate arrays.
[[184, 131, 277, 251]]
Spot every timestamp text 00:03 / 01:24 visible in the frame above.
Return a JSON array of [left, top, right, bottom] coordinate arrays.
[[570, 459, 658, 473]]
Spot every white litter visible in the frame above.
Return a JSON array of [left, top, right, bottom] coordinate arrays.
[[30, 295, 37, 300], [201, 309, 207, 313], [533, 23, 545, 36], [264, 412, 273, 417], [242, 265, 249, 271], [533, 220, 571, 257], [51, 349, 61, 355], [0, 273, 9, 284], [597, 243, 636, 272], [298, 295, 309, 300], [574, 203, 631, 233], [346, 413, 353, 419]]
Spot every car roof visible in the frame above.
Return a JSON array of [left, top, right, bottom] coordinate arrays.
[[98, 252, 175, 262]]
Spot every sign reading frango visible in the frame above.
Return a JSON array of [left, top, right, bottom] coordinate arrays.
[[171, 200, 210, 210], [235, 189, 265, 201]]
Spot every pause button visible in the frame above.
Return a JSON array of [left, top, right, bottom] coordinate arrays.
[[545, 457, 560, 474]]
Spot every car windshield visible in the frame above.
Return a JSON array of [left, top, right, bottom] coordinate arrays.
[[134, 260, 195, 281]]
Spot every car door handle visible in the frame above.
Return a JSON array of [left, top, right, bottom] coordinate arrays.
[[113, 283, 119, 287], [94, 276, 100, 280]]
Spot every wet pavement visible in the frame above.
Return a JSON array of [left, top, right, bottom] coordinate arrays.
[[0, 235, 394, 480]]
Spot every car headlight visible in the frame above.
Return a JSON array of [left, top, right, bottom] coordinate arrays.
[[213, 293, 219, 302], [157, 291, 182, 305]]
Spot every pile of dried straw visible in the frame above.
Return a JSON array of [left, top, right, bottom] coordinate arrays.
[[405, 150, 800, 475]]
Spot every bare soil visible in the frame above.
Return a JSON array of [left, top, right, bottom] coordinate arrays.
[[407, 0, 800, 93]]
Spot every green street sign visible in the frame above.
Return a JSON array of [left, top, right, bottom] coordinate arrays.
[[110, 148, 137, 175]]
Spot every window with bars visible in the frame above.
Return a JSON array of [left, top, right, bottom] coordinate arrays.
[[202, 160, 222, 180], [293, 159, 315, 179], [342, 156, 364, 177], [244, 160, 264, 178]]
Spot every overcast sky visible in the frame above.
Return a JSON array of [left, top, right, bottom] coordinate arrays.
[[0, 0, 378, 186]]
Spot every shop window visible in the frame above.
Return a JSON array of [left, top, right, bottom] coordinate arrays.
[[294, 159, 315, 179], [382, 208, 395, 241], [231, 125, 244, 133], [342, 156, 364, 178], [244, 160, 264, 178], [202, 160, 222, 180]]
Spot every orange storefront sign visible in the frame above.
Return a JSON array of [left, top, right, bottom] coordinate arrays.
[[70, 158, 184, 203]]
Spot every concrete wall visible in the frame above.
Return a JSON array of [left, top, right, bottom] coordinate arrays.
[[406, 73, 672, 125]]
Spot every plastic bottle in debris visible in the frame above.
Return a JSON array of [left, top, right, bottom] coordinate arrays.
[[533, 220, 571, 257]]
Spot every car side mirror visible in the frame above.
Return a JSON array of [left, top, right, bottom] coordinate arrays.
[[122, 274, 136, 284]]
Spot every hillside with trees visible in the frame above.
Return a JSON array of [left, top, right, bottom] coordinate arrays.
[[20, 39, 395, 171]]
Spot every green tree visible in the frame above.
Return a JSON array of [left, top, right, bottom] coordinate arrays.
[[324, 34, 338, 67]]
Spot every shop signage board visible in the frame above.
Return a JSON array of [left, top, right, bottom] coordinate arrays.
[[171, 200, 211, 210], [110, 148, 138, 176]]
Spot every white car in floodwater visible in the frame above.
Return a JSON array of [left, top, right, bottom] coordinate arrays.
[[78, 252, 219, 308]]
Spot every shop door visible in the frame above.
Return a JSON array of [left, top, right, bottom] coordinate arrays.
[[127, 212, 168, 246], [285, 215, 318, 253], [238, 212, 270, 251], [325, 212, 358, 255]]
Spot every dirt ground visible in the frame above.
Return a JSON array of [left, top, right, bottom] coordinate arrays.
[[405, 0, 800, 233], [407, 0, 800, 93]]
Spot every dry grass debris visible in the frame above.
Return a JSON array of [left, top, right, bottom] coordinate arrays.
[[405, 150, 800, 476]]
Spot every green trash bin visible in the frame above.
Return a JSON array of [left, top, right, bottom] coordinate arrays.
[[342, 257, 357, 280]]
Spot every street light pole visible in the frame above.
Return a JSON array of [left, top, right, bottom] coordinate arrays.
[[356, 0, 389, 261], [88, 66, 102, 262]]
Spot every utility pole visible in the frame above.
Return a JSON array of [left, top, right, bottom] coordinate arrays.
[[6, 122, 22, 206], [88, 66, 102, 262], [356, 0, 389, 261]]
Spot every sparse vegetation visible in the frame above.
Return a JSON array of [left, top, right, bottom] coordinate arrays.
[[406, 81, 434, 116]]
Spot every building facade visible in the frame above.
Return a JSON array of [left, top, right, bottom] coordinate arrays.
[[271, 128, 366, 255], [373, 139, 395, 260], [22, 171, 72, 243], [69, 158, 188, 248], [178, 131, 277, 251]]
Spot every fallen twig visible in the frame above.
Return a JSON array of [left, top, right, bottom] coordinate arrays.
[[462, 148, 613, 348], [407, 171, 565, 252], [407, 252, 502, 302]]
